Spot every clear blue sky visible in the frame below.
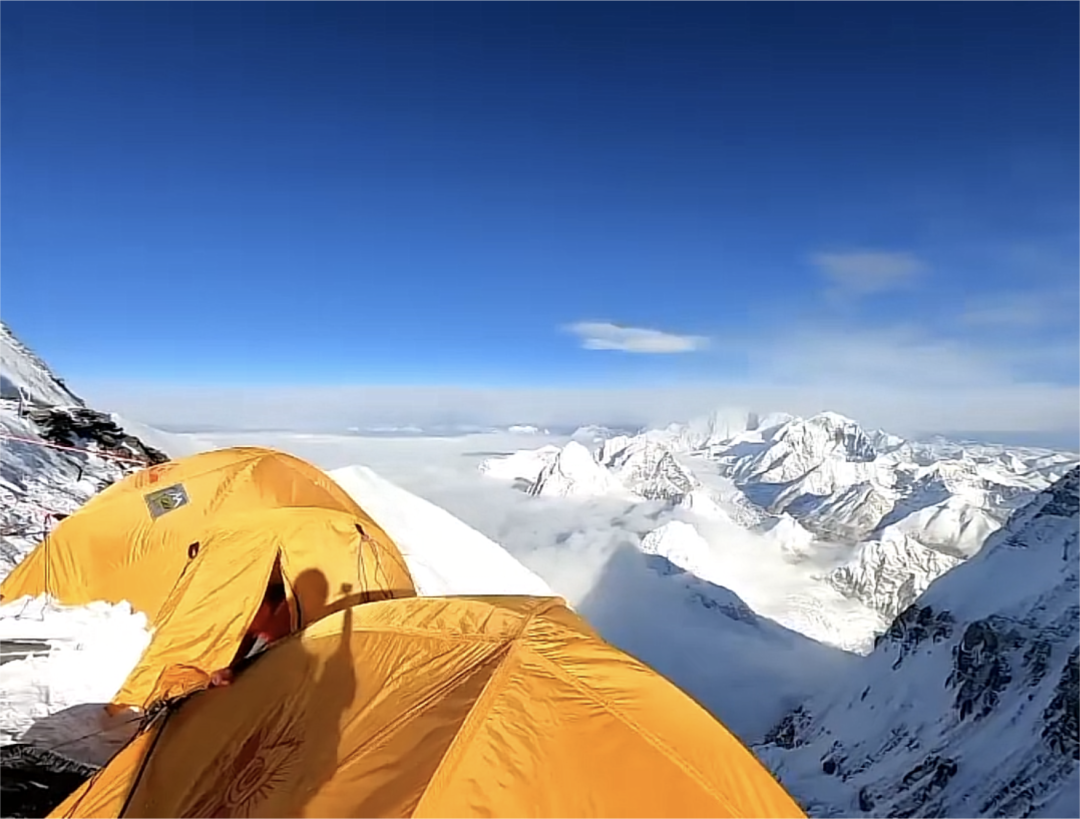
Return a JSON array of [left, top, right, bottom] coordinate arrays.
[[2, 2, 1077, 393]]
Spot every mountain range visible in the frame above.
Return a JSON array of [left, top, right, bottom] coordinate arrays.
[[2, 319, 1076, 817], [481, 408, 1076, 628]]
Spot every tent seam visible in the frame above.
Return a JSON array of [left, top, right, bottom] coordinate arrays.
[[410, 612, 542, 813], [333, 638, 512, 774], [528, 625, 748, 817]]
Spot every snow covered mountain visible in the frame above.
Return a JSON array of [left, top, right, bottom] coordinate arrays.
[[757, 467, 1080, 818], [479, 408, 1078, 630], [597, 434, 699, 502], [0, 323, 82, 409], [528, 440, 637, 499]]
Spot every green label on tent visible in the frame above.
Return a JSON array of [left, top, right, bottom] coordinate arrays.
[[145, 483, 190, 519]]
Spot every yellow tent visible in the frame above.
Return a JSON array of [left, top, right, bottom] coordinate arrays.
[[51, 596, 805, 819], [110, 505, 416, 712], [0, 446, 402, 621]]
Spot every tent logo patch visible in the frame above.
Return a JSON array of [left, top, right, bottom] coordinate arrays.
[[145, 484, 190, 518], [181, 705, 303, 817]]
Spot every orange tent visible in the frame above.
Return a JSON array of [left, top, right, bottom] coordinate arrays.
[[51, 595, 805, 819], [0, 446, 403, 621], [110, 505, 416, 712]]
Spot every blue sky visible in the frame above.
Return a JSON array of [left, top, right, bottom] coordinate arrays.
[[2, 2, 1077, 435]]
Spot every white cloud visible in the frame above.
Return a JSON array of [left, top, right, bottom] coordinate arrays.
[[80, 309, 1077, 445], [744, 325, 1011, 389], [83, 373, 1079, 443], [960, 289, 1076, 329], [810, 250, 925, 296], [564, 321, 708, 353]]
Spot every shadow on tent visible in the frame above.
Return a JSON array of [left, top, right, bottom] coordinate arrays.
[[51, 568, 357, 818]]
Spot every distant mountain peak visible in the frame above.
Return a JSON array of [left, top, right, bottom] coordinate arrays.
[[528, 440, 634, 499], [0, 322, 84, 409]]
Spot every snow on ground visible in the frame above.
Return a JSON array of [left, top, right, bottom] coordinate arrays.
[[528, 440, 639, 499], [329, 464, 553, 598], [0, 597, 150, 764], [639, 521, 725, 586], [684, 511, 887, 654], [0, 325, 82, 409], [478, 445, 561, 483], [108, 413, 209, 459]]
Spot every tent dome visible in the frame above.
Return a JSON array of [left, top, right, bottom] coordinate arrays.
[[53, 595, 804, 819], [0, 446, 401, 620]]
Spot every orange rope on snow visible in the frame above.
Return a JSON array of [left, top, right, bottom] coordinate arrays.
[[0, 432, 152, 465]]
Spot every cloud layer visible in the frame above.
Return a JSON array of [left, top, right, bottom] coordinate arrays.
[[564, 321, 708, 353], [87, 377, 1079, 445], [810, 250, 925, 296]]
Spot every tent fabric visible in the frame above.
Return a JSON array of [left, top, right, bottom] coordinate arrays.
[[111, 506, 417, 711], [51, 595, 806, 819], [0, 446, 402, 621]]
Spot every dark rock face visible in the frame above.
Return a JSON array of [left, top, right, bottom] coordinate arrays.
[[947, 617, 1022, 722], [1041, 646, 1079, 761], [1022, 639, 1053, 689], [27, 407, 169, 466], [874, 603, 955, 668], [832, 424, 878, 463], [1033, 469, 1079, 521], [643, 450, 696, 501], [762, 705, 812, 750]]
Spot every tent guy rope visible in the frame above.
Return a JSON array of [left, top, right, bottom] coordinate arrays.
[[0, 433, 153, 466]]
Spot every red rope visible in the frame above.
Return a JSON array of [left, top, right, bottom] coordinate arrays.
[[0, 432, 151, 465]]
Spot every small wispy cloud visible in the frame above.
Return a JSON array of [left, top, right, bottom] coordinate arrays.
[[810, 250, 926, 296], [564, 321, 709, 354], [960, 289, 1075, 329]]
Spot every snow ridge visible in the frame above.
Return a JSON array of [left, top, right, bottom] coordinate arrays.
[[0, 323, 83, 409], [758, 467, 1080, 818], [528, 441, 636, 499]]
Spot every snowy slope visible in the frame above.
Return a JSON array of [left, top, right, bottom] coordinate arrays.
[[527, 441, 637, 499], [758, 467, 1080, 818], [653, 407, 759, 453], [1, 412, 123, 581], [578, 537, 862, 741], [639, 521, 727, 587], [825, 531, 963, 620], [478, 445, 561, 484], [0, 597, 150, 762], [0, 323, 83, 409], [598, 435, 698, 502], [329, 464, 553, 598]]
